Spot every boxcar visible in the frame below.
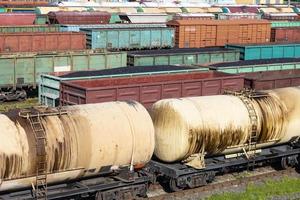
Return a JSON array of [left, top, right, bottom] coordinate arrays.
[[81, 27, 174, 50], [127, 48, 240, 66], [39, 65, 206, 107], [0, 50, 127, 91], [226, 43, 300, 60]]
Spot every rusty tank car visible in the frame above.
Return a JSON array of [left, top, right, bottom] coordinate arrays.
[[0, 101, 154, 199], [148, 87, 300, 191]]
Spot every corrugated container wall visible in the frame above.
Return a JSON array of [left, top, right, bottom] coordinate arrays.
[[0, 50, 126, 90], [0, 32, 86, 53], [167, 19, 271, 48], [82, 27, 174, 50], [59, 71, 244, 109], [271, 27, 300, 42], [0, 13, 36, 25], [244, 69, 300, 90], [40, 66, 205, 107], [48, 11, 111, 24], [226, 43, 300, 60], [127, 48, 240, 66], [0, 25, 60, 33]]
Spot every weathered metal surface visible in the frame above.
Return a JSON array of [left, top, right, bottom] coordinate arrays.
[[0, 32, 86, 53], [244, 69, 300, 90], [271, 27, 300, 42], [203, 58, 300, 73], [48, 11, 111, 25], [167, 19, 271, 48], [0, 102, 155, 191], [127, 48, 240, 66], [59, 71, 244, 109], [39, 65, 204, 107], [82, 27, 174, 50], [0, 50, 126, 90], [226, 43, 300, 60], [0, 13, 36, 25], [151, 87, 300, 163], [0, 25, 59, 33]]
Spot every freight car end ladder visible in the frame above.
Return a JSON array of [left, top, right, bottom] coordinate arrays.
[[19, 107, 68, 200]]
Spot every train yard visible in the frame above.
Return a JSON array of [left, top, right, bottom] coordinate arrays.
[[0, 1, 300, 200]]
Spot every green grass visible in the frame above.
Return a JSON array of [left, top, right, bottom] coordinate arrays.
[[207, 177, 300, 200], [0, 98, 39, 112]]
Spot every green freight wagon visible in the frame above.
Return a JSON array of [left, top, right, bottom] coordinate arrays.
[[81, 27, 174, 50], [0, 25, 60, 33], [0, 50, 127, 92], [39, 65, 206, 107], [271, 21, 300, 28], [201, 58, 300, 74], [127, 48, 240, 66], [226, 43, 300, 60]]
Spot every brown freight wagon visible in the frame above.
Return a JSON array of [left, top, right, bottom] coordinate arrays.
[[167, 19, 271, 48], [0, 32, 86, 53], [271, 27, 300, 42], [0, 13, 36, 26], [60, 71, 244, 109], [244, 69, 300, 90], [48, 11, 111, 25]]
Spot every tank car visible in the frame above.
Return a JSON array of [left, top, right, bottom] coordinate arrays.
[[147, 87, 300, 191]]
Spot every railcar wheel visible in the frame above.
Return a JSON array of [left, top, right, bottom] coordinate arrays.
[[280, 157, 289, 170], [168, 178, 183, 192]]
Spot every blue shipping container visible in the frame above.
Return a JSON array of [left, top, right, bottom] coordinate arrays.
[[226, 43, 300, 60], [81, 27, 175, 50]]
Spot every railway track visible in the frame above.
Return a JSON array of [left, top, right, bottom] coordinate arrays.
[[147, 167, 300, 200]]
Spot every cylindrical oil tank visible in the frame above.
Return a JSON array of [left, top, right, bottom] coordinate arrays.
[[152, 87, 300, 163], [0, 101, 155, 191]]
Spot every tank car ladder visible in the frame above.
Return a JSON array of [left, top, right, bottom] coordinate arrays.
[[224, 89, 267, 168], [19, 107, 68, 200]]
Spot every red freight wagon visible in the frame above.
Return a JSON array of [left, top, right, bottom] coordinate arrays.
[[0, 13, 36, 26], [244, 69, 300, 90], [48, 11, 111, 25], [0, 32, 86, 53], [167, 19, 271, 48], [60, 71, 244, 109], [271, 27, 300, 42]]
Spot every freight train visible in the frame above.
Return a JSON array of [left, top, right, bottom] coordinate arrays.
[[0, 87, 300, 199]]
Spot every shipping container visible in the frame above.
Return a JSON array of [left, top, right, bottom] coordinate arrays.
[[0, 25, 59, 33], [0, 50, 126, 91], [244, 69, 300, 90], [81, 27, 174, 50], [226, 43, 300, 60], [39, 65, 206, 107], [59, 70, 244, 109], [271, 27, 300, 42], [48, 11, 111, 24], [222, 6, 259, 13], [127, 47, 240, 66], [271, 21, 300, 28], [0, 13, 36, 25], [202, 58, 300, 73], [60, 24, 167, 32], [0, 32, 86, 53], [263, 13, 299, 21], [167, 19, 271, 48]]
